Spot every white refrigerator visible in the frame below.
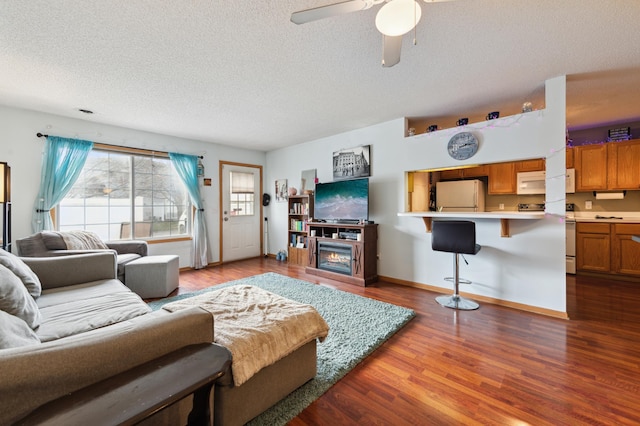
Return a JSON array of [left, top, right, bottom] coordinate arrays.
[[436, 180, 486, 212]]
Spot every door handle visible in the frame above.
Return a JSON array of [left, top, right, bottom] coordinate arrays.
[[224, 217, 229, 221]]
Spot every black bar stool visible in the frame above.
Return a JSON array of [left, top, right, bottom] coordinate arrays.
[[431, 220, 481, 310]]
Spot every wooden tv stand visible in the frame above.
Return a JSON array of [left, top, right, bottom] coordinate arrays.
[[305, 222, 378, 286]]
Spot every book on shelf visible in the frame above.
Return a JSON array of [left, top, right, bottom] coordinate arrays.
[[290, 202, 310, 215], [290, 234, 307, 248], [290, 219, 309, 232]]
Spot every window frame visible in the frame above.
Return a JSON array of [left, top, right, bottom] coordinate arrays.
[[57, 144, 192, 243]]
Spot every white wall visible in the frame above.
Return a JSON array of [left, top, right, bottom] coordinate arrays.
[[0, 105, 266, 267], [266, 76, 568, 314], [0, 76, 568, 313]]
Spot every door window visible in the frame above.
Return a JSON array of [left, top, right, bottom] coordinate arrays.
[[229, 171, 255, 216]]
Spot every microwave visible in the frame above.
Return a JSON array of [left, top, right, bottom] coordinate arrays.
[[516, 169, 575, 195]]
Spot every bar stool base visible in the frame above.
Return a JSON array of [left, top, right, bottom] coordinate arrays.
[[436, 294, 479, 310]]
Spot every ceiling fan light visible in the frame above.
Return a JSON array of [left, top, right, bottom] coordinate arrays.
[[375, 0, 422, 37]]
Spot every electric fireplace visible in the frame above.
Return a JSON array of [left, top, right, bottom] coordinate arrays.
[[305, 223, 378, 287], [317, 242, 352, 276]]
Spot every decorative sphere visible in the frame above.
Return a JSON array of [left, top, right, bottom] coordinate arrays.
[[288, 187, 297, 196]]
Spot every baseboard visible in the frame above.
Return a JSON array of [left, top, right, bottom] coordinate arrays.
[[379, 275, 569, 320], [576, 271, 640, 282], [182, 255, 277, 272]]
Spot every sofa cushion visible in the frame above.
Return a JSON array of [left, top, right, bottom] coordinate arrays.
[[37, 292, 152, 342], [0, 310, 40, 349], [36, 279, 133, 308], [0, 248, 42, 298], [15, 233, 49, 257], [0, 264, 41, 329]]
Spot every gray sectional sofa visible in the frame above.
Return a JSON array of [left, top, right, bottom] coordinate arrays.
[[0, 247, 322, 425], [0, 249, 215, 424], [15, 230, 148, 281]]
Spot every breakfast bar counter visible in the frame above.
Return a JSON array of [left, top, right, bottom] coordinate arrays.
[[397, 211, 545, 237]]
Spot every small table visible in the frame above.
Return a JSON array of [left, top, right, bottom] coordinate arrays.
[[17, 343, 232, 426]]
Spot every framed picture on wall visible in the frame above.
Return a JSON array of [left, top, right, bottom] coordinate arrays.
[[275, 179, 288, 202], [332, 145, 370, 180]]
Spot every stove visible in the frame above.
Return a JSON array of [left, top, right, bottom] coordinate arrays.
[[565, 203, 576, 220], [517, 203, 545, 212]]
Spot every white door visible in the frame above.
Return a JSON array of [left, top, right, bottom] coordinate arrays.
[[221, 163, 262, 262]]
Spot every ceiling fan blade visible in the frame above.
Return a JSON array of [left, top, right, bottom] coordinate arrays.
[[382, 35, 402, 67], [291, 0, 374, 25]]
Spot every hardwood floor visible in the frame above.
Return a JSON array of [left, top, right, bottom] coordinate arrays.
[[175, 259, 640, 425]]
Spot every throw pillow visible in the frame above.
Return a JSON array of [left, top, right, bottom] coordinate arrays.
[[0, 310, 40, 349], [41, 231, 67, 250], [59, 230, 109, 250], [0, 264, 41, 329], [0, 249, 42, 298]]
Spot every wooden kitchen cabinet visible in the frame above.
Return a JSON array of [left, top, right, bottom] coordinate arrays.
[[574, 139, 640, 191], [566, 147, 574, 169], [611, 223, 640, 276], [606, 140, 640, 190], [407, 171, 430, 212], [439, 169, 464, 180], [515, 159, 545, 172], [463, 165, 488, 178], [487, 162, 516, 194], [439, 165, 487, 180], [577, 222, 611, 273], [485, 159, 544, 194], [577, 222, 640, 277], [575, 144, 607, 191]]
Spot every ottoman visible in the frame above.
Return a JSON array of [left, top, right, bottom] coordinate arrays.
[[125, 255, 179, 298]]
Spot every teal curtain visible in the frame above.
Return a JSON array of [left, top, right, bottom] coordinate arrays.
[[32, 136, 93, 232], [169, 153, 208, 269]]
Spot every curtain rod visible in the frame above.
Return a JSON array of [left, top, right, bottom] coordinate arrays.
[[35, 133, 204, 159]]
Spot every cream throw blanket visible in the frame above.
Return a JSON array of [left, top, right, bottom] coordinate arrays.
[[59, 230, 109, 250], [162, 285, 329, 386]]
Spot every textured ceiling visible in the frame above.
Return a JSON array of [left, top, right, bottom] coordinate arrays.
[[1, 0, 639, 151]]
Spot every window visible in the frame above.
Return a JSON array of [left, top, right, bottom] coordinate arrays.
[[229, 171, 255, 216], [59, 149, 190, 241]]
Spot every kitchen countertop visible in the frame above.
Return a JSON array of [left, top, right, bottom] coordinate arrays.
[[398, 211, 545, 220], [572, 212, 640, 223]]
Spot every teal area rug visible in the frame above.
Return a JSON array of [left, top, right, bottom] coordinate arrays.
[[148, 272, 415, 425]]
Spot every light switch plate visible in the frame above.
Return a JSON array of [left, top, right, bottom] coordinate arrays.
[[585, 201, 592, 210]]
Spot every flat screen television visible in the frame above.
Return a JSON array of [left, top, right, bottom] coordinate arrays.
[[314, 178, 369, 223]]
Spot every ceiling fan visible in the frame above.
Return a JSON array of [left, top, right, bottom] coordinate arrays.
[[291, 0, 454, 67]]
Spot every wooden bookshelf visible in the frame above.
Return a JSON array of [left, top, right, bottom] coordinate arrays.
[[287, 194, 313, 266]]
